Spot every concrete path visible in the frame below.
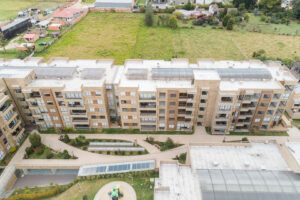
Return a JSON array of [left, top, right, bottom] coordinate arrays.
[[94, 181, 136, 200], [8, 127, 300, 169]]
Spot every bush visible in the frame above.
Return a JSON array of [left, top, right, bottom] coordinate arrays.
[[63, 134, 70, 143], [145, 4, 154, 26], [173, 12, 183, 20], [226, 18, 235, 30], [183, 0, 194, 10], [165, 137, 175, 149], [34, 146, 44, 155], [25, 147, 34, 156], [29, 133, 41, 148], [82, 194, 88, 200], [46, 153, 54, 159], [192, 19, 206, 26], [10, 146, 17, 153], [168, 15, 178, 29]]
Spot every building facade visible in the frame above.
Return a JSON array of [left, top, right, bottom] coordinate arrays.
[[0, 58, 297, 138]]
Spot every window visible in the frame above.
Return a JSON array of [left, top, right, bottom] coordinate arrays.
[[133, 115, 137, 120], [169, 110, 175, 114], [3, 138, 7, 144], [61, 107, 67, 113], [274, 116, 280, 121], [15, 89, 22, 93], [131, 100, 136, 104], [131, 108, 137, 112], [53, 116, 59, 121], [86, 91, 91, 96], [263, 94, 270, 99], [55, 124, 61, 128], [93, 122, 98, 127], [263, 117, 270, 122], [254, 118, 260, 123], [257, 111, 264, 115], [169, 102, 176, 106], [169, 118, 175, 121], [170, 94, 176, 98], [221, 97, 232, 102], [219, 105, 231, 111], [120, 92, 125, 96], [200, 99, 206, 103], [95, 91, 101, 96], [123, 115, 128, 119], [202, 91, 208, 95], [97, 100, 103, 104], [99, 108, 104, 112], [44, 93, 50, 97], [282, 93, 290, 100], [90, 108, 95, 112], [47, 101, 53, 105], [50, 109, 56, 113], [64, 116, 70, 122], [235, 103, 240, 108], [199, 107, 205, 111], [88, 100, 93, 104], [169, 124, 175, 128], [130, 92, 135, 96], [198, 115, 203, 118], [100, 116, 105, 119], [260, 103, 267, 107], [101, 122, 107, 127], [19, 98, 25, 101]]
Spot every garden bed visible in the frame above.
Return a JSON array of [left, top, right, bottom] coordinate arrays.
[[60, 135, 148, 156], [145, 137, 182, 151]]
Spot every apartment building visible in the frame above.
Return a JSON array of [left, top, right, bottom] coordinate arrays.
[[0, 58, 297, 136], [286, 83, 300, 119]]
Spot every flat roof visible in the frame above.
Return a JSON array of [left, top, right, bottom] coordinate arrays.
[[190, 143, 290, 171], [154, 164, 201, 200], [219, 80, 282, 91], [286, 142, 300, 167]]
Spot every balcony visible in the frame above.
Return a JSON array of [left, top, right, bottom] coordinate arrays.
[[140, 111, 156, 116], [72, 117, 88, 122], [68, 102, 84, 108], [74, 125, 90, 130], [140, 102, 156, 109], [70, 110, 86, 116], [30, 92, 41, 98], [239, 110, 254, 116], [55, 92, 63, 98], [141, 125, 156, 131], [0, 101, 12, 112]]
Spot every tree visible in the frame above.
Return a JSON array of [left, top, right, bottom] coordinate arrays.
[[244, 14, 249, 22], [63, 134, 70, 143], [183, 0, 193, 10], [226, 18, 235, 30], [258, 0, 281, 12], [233, 0, 257, 9], [29, 133, 41, 148], [293, 0, 300, 19], [165, 137, 175, 149], [222, 14, 231, 26], [0, 33, 6, 56], [168, 15, 178, 29], [144, 4, 154, 26]]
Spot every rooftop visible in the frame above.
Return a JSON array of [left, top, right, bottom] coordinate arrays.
[[286, 142, 300, 167], [190, 143, 290, 171]]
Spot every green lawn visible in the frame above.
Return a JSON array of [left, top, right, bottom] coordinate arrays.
[[237, 13, 300, 36], [46, 176, 155, 200], [34, 12, 300, 64], [229, 131, 288, 136], [0, 0, 65, 21]]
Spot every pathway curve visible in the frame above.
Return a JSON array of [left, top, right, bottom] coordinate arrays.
[[94, 181, 136, 200], [9, 127, 300, 169]]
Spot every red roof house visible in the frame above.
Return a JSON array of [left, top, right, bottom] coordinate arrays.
[[23, 33, 39, 42], [53, 8, 80, 22]]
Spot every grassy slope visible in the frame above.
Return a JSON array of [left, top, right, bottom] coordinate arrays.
[[46, 177, 154, 200], [0, 0, 65, 21]]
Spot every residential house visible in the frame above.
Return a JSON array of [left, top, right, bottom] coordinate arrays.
[[23, 33, 39, 43]]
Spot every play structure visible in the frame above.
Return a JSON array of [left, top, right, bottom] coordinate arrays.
[[108, 184, 123, 200]]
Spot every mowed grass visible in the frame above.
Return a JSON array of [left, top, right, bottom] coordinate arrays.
[[36, 12, 300, 64], [0, 0, 65, 21]]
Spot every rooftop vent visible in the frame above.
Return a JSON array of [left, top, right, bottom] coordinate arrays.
[[213, 161, 219, 167]]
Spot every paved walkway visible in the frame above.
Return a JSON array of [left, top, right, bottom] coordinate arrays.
[[94, 181, 136, 200], [9, 127, 300, 170]]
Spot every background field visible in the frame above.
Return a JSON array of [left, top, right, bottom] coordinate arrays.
[[0, 0, 65, 21], [31, 12, 300, 64]]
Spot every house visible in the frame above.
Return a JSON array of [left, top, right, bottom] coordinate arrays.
[[196, 0, 224, 4], [174, 9, 208, 18], [0, 18, 32, 40], [48, 24, 62, 31], [37, 19, 51, 29], [53, 8, 80, 24], [94, 0, 134, 10], [16, 43, 35, 51], [209, 4, 219, 15], [23, 33, 39, 42]]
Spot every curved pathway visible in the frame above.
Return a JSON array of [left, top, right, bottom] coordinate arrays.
[[9, 127, 300, 169], [94, 181, 136, 200]]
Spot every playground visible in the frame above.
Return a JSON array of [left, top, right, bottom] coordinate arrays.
[[94, 181, 137, 200]]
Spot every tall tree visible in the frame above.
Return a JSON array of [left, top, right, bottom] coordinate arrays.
[[0, 33, 6, 56], [258, 0, 282, 12], [293, 0, 300, 19], [144, 3, 154, 26], [233, 0, 257, 10]]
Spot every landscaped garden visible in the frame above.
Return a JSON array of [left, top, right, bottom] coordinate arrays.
[[9, 171, 157, 200], [173, 152, 187, 164], [145, 137, 182, 151], [24, 133, 76, 159], [60, 135, 148, 156], [34, 12, 300, 65]]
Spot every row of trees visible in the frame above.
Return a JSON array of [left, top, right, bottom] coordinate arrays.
[[145, 4, 178, 29]]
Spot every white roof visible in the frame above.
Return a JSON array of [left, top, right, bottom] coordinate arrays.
[[154, 164, 201, 200], [219, 80, 282, 91], [286, 142, 300, 167], [190, 143, 290, 171], [95, 0, 132, 3], [0, 69, 32, 78]]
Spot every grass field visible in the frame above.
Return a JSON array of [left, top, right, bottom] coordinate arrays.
[[46, 177, 154, 200], [0, 0, 65, 21], [237, 14, 300, 36], [35, 12, 300, 64]]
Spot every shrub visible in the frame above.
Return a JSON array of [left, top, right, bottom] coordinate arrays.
[[168, 15, 178, 29], [145, 4, 154, 26], [29, 133, 41, 148], [173, 12, 183, 20], [10, 147, 17, 153], [192, 19, 206, 26], [226, 18, 235, 30], [46, 152, 54, 159], [241, 137, 249, 142], [83, 194, 88, 200], [63, 134, 70, 143], [183, 0, 194, 10], [165, 137, 175, 149], [34, 146, 44, 155]]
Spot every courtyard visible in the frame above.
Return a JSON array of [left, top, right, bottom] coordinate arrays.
[[34, 12, 300, 64]]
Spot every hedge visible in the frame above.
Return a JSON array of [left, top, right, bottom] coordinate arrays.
[[8, 187, 61, 200]]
